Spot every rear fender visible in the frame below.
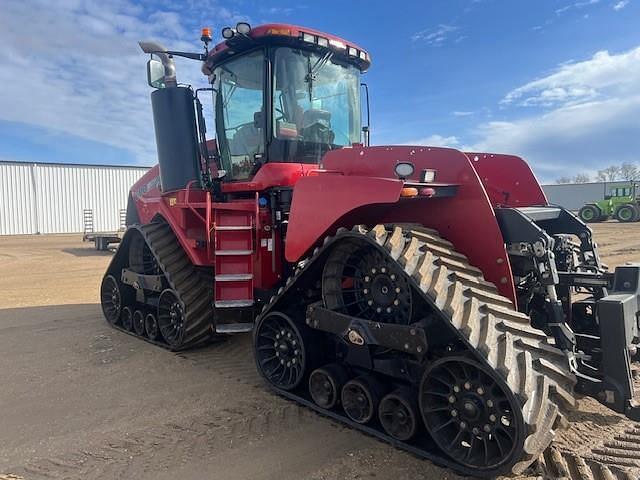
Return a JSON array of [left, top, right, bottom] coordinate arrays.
[[464, 152, 547, 207], [288, 146, 517, 303]]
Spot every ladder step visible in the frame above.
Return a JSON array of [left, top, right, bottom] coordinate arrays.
[[215, 250, 253, 256], [215, 274, 254, 282], [215, 299, 254, 308], [215, 322, 254, 334], [215, 225, 253, 231]]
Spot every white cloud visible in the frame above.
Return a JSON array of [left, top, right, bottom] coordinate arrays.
[[412, 24, 460, 46], [501, 47, 640, 107], [403, 134, 461, 148], [452, 111, 474, 117], [613, 0, 630, 10], [0, 0, 244, 164], [556, 0, 600, 15], [469, 45, 640, 181]]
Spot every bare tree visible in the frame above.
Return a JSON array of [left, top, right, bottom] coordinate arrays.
[[597, 165, 622, 182], [573, 173, 591, 183], [620, 162, 639, 181], [556, 176, 572, 184]]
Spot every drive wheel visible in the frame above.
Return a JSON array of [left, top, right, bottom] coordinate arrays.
[[379, 389, 419, 441], [341, 376, 383, 424], [145, 313, 160, 341], [101, 275, 122, 325], [309, 364, 349, 409], [254, 312, 306, 390], [420, 356, 524, 473], [615, 204, 639, 223], [133, 310, 145, 336], [158, 289, 185, 348], [578, 204, 601, 223], [121, 306, 134, 331], [323, 244, 412, 324]]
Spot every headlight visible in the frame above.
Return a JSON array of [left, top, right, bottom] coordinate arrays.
[[394, 162, 415, 179], [236, 22, 251, 35], [421, 169, 436, 183]]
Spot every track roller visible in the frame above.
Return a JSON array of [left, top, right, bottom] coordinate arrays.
[[309, 364, 349, 409], [121, 306, 134, 331], [158, 289, 186, 348], [420, 356, 524, 473], [254, 312, 307, 390], [133, 310, 145, 336], [100, 275, 122, 326], [145, 312, 160, 341], [378, 388, 419, 441], [341, 376, 384, 424]]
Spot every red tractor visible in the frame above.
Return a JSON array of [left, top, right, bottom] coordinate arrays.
[[100, 22, 640, 478]]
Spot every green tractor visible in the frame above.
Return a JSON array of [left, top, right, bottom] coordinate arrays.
[[579, 183, 640, 223]]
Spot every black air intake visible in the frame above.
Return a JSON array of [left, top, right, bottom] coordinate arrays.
[[150, 86, 201, 192]]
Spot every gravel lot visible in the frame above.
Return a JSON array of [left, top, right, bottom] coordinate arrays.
[[1, 222, 639, 480]]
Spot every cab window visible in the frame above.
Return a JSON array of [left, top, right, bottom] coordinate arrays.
[[214, 50, 265, 180]]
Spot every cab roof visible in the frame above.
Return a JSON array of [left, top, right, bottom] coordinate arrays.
[[202, 23, 371, 75]]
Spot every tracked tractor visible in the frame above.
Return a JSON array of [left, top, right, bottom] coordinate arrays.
[[100, 22, 640, 478]]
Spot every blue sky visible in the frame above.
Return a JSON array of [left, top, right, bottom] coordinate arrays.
[[1, 0, 639, 182]]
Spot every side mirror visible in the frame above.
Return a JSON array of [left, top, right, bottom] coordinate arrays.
[[146, 58, 166, 88]]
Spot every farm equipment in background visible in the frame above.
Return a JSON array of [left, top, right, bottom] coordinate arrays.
[[82, 208, 126, 250], [99, 23, 640, 478], [579, 183, 640, 223]]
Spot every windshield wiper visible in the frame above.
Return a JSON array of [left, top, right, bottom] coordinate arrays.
[[305, 51, 333, 102]]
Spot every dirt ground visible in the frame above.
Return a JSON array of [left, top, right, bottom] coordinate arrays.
[[0, 222, 639, 480]]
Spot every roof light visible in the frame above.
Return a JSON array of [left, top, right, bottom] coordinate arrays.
[[236, 22, 251, 35], [359, 51, 367, 60], [348, 47, 358, 57], [329, 39, 346, 50], [221, 27, 234, 39], [267, 27, 291, 36], [317, 36, 329, 47], [302, 32, 315, 43]]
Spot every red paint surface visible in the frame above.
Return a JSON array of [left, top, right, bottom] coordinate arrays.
[[465, 152, 547, 207], [287, 145, 517, 302]]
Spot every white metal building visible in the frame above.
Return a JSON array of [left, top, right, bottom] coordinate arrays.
[[0, 161, 149, 235]]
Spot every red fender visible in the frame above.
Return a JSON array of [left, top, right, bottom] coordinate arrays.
[[288, 146, 518, 303]]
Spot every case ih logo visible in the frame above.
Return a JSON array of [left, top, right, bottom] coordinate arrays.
[[133, 176, 161, 199]]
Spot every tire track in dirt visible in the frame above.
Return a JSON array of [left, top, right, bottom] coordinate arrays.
[[8, 403, 319, 480]]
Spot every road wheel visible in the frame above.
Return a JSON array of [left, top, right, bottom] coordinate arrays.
[[578, 204, 601, 223], [615, 204, 639, 223], [254, 311, 307, 391]]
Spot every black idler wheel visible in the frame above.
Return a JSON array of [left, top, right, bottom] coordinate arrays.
[[121, 306, 134, 331], [341, 376, 384, 424], [323, 245, 412, 325], [100, 275, 122, 325], [145, 312, 160, 341], [419, 356, 524, 473], [133, 310, 145, 336], [157, 289, 185, 348], [254, 312, 307, 390], [379, 388, 419, 441], [309, 364, 349, 409]]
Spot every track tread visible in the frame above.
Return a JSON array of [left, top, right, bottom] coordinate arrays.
[[102, 223, 214, 350], [257, 223, 588, 477]]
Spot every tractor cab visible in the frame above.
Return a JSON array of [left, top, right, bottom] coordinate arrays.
[[141, 23, 370, 193], [203, 24, 370, 186]]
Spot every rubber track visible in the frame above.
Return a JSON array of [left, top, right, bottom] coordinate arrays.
[[103, 223, 214, 351], [257, 224, 582, 477]]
